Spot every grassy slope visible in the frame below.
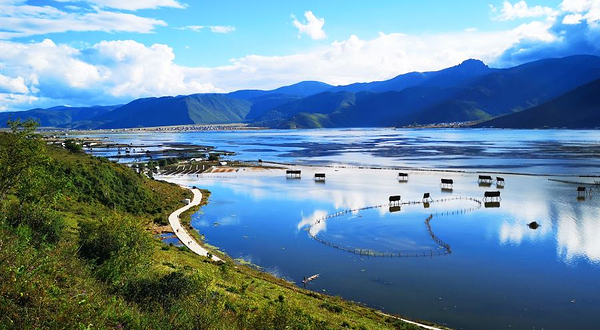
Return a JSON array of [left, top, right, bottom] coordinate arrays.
[[475, 78, 600, 128], [1, 139, 438, 330]]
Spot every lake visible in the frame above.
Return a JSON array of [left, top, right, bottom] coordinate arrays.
[[81, 128, 600, 330]]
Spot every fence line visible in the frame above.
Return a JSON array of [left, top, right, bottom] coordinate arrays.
[[306, 196, 482, 258]]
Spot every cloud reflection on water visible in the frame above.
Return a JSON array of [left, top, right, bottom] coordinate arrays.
[[166, 168, 600, 266]]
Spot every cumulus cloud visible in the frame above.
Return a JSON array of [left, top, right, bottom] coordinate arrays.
[[0, 39, 220, 110], [560, 0, 600, 24], [54, 0, 185, 11], [0, 74, 29, 94], [495, 0, 600, 66], [292, 11, 327, 40], [493, 1, 558, 21], [209, 25, 236, 34], [0, 1, 167, 39]]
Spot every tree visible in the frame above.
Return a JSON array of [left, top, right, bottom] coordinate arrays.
[[0, 119, 47, 202], [64, 139, 83, 153]]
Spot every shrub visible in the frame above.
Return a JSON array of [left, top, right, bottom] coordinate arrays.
[[78, 215, 152, 285]]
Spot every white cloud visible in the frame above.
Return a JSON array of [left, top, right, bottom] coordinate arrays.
[[511, 20, 557, 42], [176, 25, 204, 32], [562, 13, 584, 24], [559, 0, 600, 24], [54, 0, 185, 11], [494, 1, 558, 21], [209, 25, 236, 34], [0, 39, 220, 110], [0, 74, 29, 94], [292, 11, 327, 40], [0, 1, 167, 39]]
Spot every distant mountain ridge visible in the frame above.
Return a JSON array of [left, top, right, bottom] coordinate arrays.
[[475, 79, 600, 129], [2, 55, 600, 129]]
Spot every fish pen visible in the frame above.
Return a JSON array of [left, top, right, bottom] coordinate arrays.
[[305, 196, 482, 258]]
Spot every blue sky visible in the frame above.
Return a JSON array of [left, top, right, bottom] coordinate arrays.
[[0, 0, 598, 110]]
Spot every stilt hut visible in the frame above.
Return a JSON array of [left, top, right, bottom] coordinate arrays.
[[422, 192, 433, 203], [440, 178, 454, 189], [398, 172, 409, 182], [478, 175, 493, 185], [484, 191, 501, 202], [286, 169, 301, 179], [388, 195, 401, 205], [496, 177, 505, 187]]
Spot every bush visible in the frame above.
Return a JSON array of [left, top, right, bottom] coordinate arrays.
[[123, 271, 209, 309], [78, 215, 152, 285], [319, 302, 343, 314], [4, 201, 64, 245], [64, 139, 83, 153]]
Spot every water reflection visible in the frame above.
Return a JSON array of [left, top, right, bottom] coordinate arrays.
[[165, 165, 600, 330], [297, 210, 328, 236], [556, 205, 600, 264]]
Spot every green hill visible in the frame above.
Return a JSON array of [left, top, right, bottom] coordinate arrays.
[[0, 105, 118, 128], [274, 55, 600, 128], [476, 79, 600, 129], [95, 94, 252, 128]]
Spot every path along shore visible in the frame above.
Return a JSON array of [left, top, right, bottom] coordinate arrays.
[[168, 187, 221, 262]]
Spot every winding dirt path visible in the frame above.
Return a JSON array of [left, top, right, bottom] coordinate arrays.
[[168, 187, 221, 262]]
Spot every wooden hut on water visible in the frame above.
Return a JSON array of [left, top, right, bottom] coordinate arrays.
[[398, 172, 409, 182], [286, 169, 301, 179], [422, 192, 433, 203], [577, 186, 588, 198], [440, 178, 453, 189], [496, 177, 505, 187], [478, 175, 493, 184], [484, 191, 501, 202], [314, 173, 326, 182], [388, 195, 401, 205]]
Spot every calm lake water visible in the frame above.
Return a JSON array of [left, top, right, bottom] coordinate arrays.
[[82, 129, 600, 330]]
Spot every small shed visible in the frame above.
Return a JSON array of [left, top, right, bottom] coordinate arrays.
[[286, 169, 301, 179], [398, 172, 409, 182]]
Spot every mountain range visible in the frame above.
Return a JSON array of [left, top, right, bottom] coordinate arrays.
[[2, 55, 600, 129]]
